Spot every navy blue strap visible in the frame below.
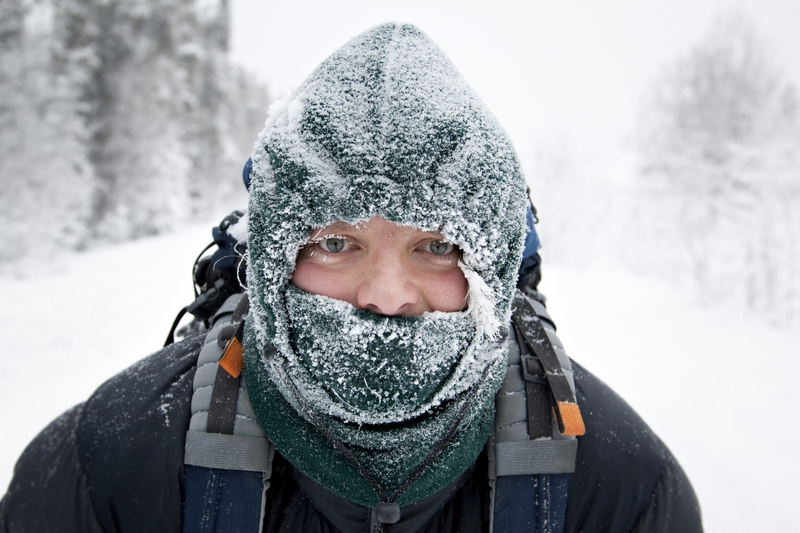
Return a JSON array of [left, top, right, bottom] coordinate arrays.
[[183, 465, 265, 533], [492, 473, 570, 533]]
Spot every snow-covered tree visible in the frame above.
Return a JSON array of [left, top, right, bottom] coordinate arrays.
[[528, 141, 619, 267], [635, 12, 800, 322], [0, 0, 96, 260], [0, 0, 269, 261]]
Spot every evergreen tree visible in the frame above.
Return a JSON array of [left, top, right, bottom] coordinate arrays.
[[0, 0, 269, 259], [0, 0, 96, 260]]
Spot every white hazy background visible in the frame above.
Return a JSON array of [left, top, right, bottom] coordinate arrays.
[[2, 1, 800, 531]]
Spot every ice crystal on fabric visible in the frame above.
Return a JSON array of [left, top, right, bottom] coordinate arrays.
[[247, 22, 528, 352], [243, 21, 529, 506], [284, 285, 486, 424]]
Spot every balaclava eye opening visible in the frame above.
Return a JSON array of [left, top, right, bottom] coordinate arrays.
[[244, 22, 528, 508]]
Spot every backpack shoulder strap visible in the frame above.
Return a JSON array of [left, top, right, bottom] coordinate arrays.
[[511, 291, 585, 437], [183, 293, 275, 533], [489, 289, 585, 533]]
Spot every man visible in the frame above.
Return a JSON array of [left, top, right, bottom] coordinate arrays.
[[0, 23, 702, 532]]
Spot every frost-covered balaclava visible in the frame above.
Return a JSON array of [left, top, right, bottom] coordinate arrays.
[[244, 22, 528, 508]]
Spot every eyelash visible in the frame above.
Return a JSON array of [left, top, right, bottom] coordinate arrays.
[[309, 236, 354, 254], [423, 241, 455, 256], [306, 236, 458, 259]]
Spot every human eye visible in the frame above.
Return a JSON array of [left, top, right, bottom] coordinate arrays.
[[424, 240, 455, 256], [318, 236, 350, 253]]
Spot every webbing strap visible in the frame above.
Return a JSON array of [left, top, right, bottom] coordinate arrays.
[[511, 292, 585, 436], [494, 440, 577, 476], [206, 295, 250, 434], [513, 324, 552, 440], [206, 364, 239, 434], [185, 431, 275, 472]]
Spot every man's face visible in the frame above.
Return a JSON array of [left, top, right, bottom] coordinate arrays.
[[292, 216, 468, 316]]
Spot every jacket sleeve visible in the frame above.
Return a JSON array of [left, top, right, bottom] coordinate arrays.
[[565, 362, 703, 533], [0, 404, 104, 533], [1, 334, 204, 533], [630, 452, 703, 533]]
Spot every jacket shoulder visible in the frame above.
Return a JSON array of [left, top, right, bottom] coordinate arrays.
[[77, 334, 203, 532], [566, 362, 702, 533], [0, 404, 104, 532], [1, 335, 203, 533]]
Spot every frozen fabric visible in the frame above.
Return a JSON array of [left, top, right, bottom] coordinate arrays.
[[245, 286, 506, 505], [244, 22, 527, 506]]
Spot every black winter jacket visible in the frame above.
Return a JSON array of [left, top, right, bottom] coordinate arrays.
[[0, 334, 702, 532]]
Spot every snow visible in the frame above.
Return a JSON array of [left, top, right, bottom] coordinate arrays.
[[0, 221, 213, 490], [280, 284, 493, 426], [247, 23, 528, 363], [0, 222, 798, 531], [540, 262, 800, 532]]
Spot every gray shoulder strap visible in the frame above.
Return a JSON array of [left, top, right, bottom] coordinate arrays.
[[493, 440, 577, 476], [185, 432, 275, 473], [185, 293, 274, 473], [490, 291, 579, 478]]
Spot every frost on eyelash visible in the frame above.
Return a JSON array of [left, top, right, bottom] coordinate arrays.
[[307, 233, 348, 244]]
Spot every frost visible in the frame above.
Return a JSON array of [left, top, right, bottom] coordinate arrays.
[[159, 403, 171, 427], [276, 285, 507, 426], [241, 24, 529, 494], [226, 212, 249, 242], [460, 261, 502, 339], [246, 22, 528, 365]]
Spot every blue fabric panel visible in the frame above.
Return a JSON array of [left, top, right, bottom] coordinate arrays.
[[543, 473, 570, 533], [183, 465, 263, 533], [533, 473, 570, 533], [492, 476, 538, 532], [183, 465, 221, 533], [523, 206, 541, 257], [493, 474, 571, 533], [243, 158, 253, 190]]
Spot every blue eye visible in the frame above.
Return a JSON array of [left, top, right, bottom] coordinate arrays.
[[320, 238, 347, 253], [427, 241, 454, 255]]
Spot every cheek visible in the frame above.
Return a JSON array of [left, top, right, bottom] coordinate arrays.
[[421, 268, 469, 312], [291, 261, 356, 304], [290, 261, 328, 296], [290, 261, 316, 293]]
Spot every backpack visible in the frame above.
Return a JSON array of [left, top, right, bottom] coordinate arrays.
[[170, 205, 584, 533]]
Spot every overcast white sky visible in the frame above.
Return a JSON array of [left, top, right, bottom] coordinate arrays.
[[229, 0, 800, 169]]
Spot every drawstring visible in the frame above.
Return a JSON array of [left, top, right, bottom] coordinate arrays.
[[264, 342, 493, 531]]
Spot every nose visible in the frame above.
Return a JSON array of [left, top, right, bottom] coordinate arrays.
[[356, 252, 420, 316]]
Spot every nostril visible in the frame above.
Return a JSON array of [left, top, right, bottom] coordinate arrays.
[[362, 303, 383, 315], [357, 284, 419, 316]]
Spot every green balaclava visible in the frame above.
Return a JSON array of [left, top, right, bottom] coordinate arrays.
[[244, 22, 528, 508]]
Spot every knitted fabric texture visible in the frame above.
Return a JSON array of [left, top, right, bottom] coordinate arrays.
[[285, 285, 482, 424], [244, 22, 528, 507], [244, 293, 507, 505]]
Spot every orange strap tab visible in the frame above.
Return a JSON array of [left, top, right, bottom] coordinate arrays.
[[555, 402, 586, 436], [219, 337, 244, 378]]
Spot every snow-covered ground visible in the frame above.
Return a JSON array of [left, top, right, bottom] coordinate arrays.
[[1, 221, 797, 531]]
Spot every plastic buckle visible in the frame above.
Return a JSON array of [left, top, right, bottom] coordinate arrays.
[[521, 354, 547, 384]]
